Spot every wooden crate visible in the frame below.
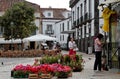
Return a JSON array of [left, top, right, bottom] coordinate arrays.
[[29, 74, 39, 79]]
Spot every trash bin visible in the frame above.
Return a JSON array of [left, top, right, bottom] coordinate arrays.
[[88, 47, 92, 54]]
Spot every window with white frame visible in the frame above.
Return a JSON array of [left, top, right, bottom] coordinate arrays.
[[67, 21, 69, 30], [47, 24, 52, 31], [60, 24, 61, 32], [60, 35, 62, 41], [48, 12, 51, 17], [68, 13, 71, 17], [62, 23, 64, 31], [63, 35, 64, 41]]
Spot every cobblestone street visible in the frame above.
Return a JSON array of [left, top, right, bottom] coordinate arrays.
[[0, 51, 120, 79]]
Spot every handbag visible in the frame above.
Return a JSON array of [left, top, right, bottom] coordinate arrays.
[[74, 47, 78, 51]]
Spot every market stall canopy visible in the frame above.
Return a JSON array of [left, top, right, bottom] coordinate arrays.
[[24, 34, 57, 41], [0, 38, 22, 44]]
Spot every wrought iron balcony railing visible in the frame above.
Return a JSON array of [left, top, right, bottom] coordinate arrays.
[[45, 30, 54, 34]]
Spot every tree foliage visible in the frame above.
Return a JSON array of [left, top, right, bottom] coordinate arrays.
[[0, 1, 37, 40]]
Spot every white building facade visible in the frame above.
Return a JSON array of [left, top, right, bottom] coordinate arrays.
[[69, 0, 104, 53], [40, 8, 71, 45], [55, 17, 72, 49]]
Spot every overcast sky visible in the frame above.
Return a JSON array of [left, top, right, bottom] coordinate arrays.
[[26, 0, 70, 10]]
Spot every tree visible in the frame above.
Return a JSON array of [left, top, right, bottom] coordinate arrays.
[[0, 1, 37, 40]]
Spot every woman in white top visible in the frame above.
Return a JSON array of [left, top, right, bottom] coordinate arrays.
[[94, 33, 103, 71], [68, 37, 76, 55]]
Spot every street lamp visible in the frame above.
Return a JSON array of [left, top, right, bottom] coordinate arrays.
[[10, 22, 14, 50]]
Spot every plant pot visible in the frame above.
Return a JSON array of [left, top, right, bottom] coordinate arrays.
[[57, 72, 69, 78], [11, 70, 14, 77], [73, 67, 82, 72], [58, 76, 68, 78]]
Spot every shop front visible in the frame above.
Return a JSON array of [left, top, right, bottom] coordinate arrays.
[[98, 0, 120, 69], [110, 3, 120, 69]]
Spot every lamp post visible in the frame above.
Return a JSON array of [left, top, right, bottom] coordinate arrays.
[[10, 22, 14, 50]]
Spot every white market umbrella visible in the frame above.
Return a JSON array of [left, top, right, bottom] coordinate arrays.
[[24, 34, 57, 41]]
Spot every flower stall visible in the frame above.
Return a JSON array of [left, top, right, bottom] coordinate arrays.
[[11, 63, 72, 78], [40, 54, 84, 72], [11, 54, 84, 78]]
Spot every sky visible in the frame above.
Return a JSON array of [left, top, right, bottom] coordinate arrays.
[[26, 0, 71, 10]]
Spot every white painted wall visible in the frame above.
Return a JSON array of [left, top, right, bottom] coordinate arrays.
[[55, 18, 71, 44], [71, 0, 96, 38], [42, 19, 60, 36], [71, 0, 105, 38], [34, 12, 41, 34], [41, 9, 71, 45]]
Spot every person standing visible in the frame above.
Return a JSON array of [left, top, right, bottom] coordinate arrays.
[[94, 33, 104, 72]]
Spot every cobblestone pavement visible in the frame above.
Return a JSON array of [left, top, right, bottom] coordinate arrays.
[[0, 50, 120, 79]]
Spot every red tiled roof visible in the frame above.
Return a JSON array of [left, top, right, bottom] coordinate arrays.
[[40, 8, 70, 19], [0, 0, 40, 12]]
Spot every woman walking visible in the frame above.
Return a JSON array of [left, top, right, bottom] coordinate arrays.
[[68, 37, 77, 60]]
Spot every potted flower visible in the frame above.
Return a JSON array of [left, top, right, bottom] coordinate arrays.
[[39, 64, 54, 79], [56, 65, 72, 78]]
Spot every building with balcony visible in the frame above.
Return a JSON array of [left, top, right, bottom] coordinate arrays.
[[69, 0, 102, 53], [40, 7, 71, 43], [55, 17, 72, 50], [70, 0, 120, 69]]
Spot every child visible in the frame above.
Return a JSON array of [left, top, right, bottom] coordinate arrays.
[[33, 59, 39, 66], [101, 55, 108, 71]]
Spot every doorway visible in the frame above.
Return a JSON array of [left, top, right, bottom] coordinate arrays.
[[30, 41, 35, 49]]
